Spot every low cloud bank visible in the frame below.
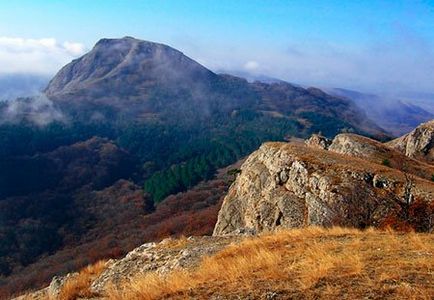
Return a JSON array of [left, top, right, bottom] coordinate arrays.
[[0, 94, 65, 126], [0, 37, 85, 75]]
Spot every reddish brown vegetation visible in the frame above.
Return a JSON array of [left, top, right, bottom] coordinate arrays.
[[380, 198, 434, 232], [0, 171, 231, 299]]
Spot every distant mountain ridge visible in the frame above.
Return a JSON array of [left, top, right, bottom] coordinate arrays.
[[44, 36, 385, 138], [328, 88, 434, 136]]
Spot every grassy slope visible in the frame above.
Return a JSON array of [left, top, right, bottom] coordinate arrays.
[[106, 227, 433, 300]]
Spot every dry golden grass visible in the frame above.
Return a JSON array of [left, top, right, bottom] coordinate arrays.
[[156, 236, 189, 250], [106, 226, 434, 300], [57, 260, 107, 300]]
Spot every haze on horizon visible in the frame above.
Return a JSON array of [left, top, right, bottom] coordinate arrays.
[[1, 0, 434, 97]]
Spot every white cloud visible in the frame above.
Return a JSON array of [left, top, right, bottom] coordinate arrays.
[[0, 37, 86, 75], [1, 93, 65, 126], [243, 60, 259, 71], [63, 41, 85, 56]]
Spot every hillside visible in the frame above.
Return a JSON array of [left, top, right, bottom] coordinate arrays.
[[0, 155, 239, 299], [0, 36, 393, 297], [7, 36, 433, 299], [19, 227, 433, 300]]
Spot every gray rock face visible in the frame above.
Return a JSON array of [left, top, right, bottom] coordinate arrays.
[[328, 133, 388, 158], [305, 134, 332, 150], [327, 133, 434, 182], [19, 236, 238, 298], [90, 236, 237, 294], [387, 120, 434, 164], [213, 140, 434, 236]]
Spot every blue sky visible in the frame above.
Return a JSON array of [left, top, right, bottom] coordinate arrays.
[[1, 0, 434, 94]]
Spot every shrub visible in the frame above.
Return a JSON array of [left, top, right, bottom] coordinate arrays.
[[382, 159, 391, 167]]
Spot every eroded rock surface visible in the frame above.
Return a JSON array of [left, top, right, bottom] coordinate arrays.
[[305, 134, 332, 150], [214, 139, 434, 235], [387, 120, 434, 164], [90, 236, 238, 294], [328, 133, 434, 181]]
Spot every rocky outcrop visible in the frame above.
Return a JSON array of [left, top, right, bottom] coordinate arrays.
[[328, 133, 434, 181], [305, 134, 331, 150], [387, 120, 434, 164], [47, 272, 79, 299], [90, 236, 237, 294], [213, 137, 434, 235], [329, 133, 389, 158]]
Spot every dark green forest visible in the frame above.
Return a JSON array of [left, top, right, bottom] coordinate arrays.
[[0, 110, 302, 202]]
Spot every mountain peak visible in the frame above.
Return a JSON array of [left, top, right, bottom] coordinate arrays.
[[93, 36, 167, 51], [93, 36, 137, 47], [44, 37, 214, 100]]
